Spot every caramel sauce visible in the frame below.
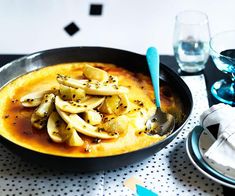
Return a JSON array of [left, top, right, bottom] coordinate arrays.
[[4, 99, 80, 153]]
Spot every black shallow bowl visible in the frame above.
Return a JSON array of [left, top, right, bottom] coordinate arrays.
[[0, 47, 193, 172]]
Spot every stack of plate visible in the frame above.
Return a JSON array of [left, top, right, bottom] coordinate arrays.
[[186, 126, 235, 188]]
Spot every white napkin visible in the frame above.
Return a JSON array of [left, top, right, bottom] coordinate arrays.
[[200, 103, 235, 175]]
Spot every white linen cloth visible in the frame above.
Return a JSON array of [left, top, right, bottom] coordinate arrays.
[[200, 103, 235, 172]]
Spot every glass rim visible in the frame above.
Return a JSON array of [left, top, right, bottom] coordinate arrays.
[[175, 10, 209, 25], [210, 29, 235, 60]]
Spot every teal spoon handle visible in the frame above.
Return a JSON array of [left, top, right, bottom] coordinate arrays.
[[146, 47, 160, 107]]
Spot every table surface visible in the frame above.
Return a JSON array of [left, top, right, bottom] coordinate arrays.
[[0, 54, 234, 195]]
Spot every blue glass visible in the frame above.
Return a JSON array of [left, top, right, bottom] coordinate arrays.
[[210, 31, 235, 105]]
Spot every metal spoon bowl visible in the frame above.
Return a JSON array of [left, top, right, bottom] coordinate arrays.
[[146, 47, 175, 136]]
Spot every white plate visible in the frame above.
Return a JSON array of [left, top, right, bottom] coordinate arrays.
[[186, 126, 235, 189]]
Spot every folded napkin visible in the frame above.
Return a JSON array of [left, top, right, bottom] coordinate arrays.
[[200, 103, 235, 176]]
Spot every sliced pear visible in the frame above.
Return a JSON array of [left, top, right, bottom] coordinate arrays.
[[65, 125, 84, 146], [21, 98, 42, 107], [98, 95, 120, 114], [102, 115, 129, 135], [83, 64, 109, 82], [83, 110, 102, 125], [35, 93, 55, 118], [47, 112, 84, 146], [59, 84, 85, 101], [20, 88, 57, 107], [31, 93, 55, 129], [55, 96, 104, 114], [31, 112, 47, 129], [115, 94, 130, 115], [57, 74, 128, 95], [56, 107, 117, 139], [98, 94, 130, 115], [47, 112, 67, 143]]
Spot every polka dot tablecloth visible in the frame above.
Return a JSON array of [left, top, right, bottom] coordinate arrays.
[[0, 75, 223, 196]]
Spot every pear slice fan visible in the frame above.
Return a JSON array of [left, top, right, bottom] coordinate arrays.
[[20, 64, 133, 149]]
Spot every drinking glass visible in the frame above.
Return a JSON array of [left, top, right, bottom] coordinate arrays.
[[173, 10, 210, 73], [210, 30, 235, 105]]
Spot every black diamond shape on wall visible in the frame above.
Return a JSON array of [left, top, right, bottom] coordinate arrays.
[[64, 22, 80, 36], [90, 4, 103, 16]]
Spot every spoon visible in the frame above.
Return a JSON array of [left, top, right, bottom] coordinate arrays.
[[145, 47, 175, 136]]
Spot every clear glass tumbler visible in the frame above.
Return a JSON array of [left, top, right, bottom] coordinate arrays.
[[173, 10, 210, 73]]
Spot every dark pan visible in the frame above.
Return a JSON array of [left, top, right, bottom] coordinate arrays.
[[0, 47, 193, 172]]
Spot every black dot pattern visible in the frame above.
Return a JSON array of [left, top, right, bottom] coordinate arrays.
[[0, 76, 223, 195], [89, 4, 103, 16], [64, 22, 80, 36]]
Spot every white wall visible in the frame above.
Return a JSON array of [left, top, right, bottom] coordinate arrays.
[[0, 0, 234, 55]]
